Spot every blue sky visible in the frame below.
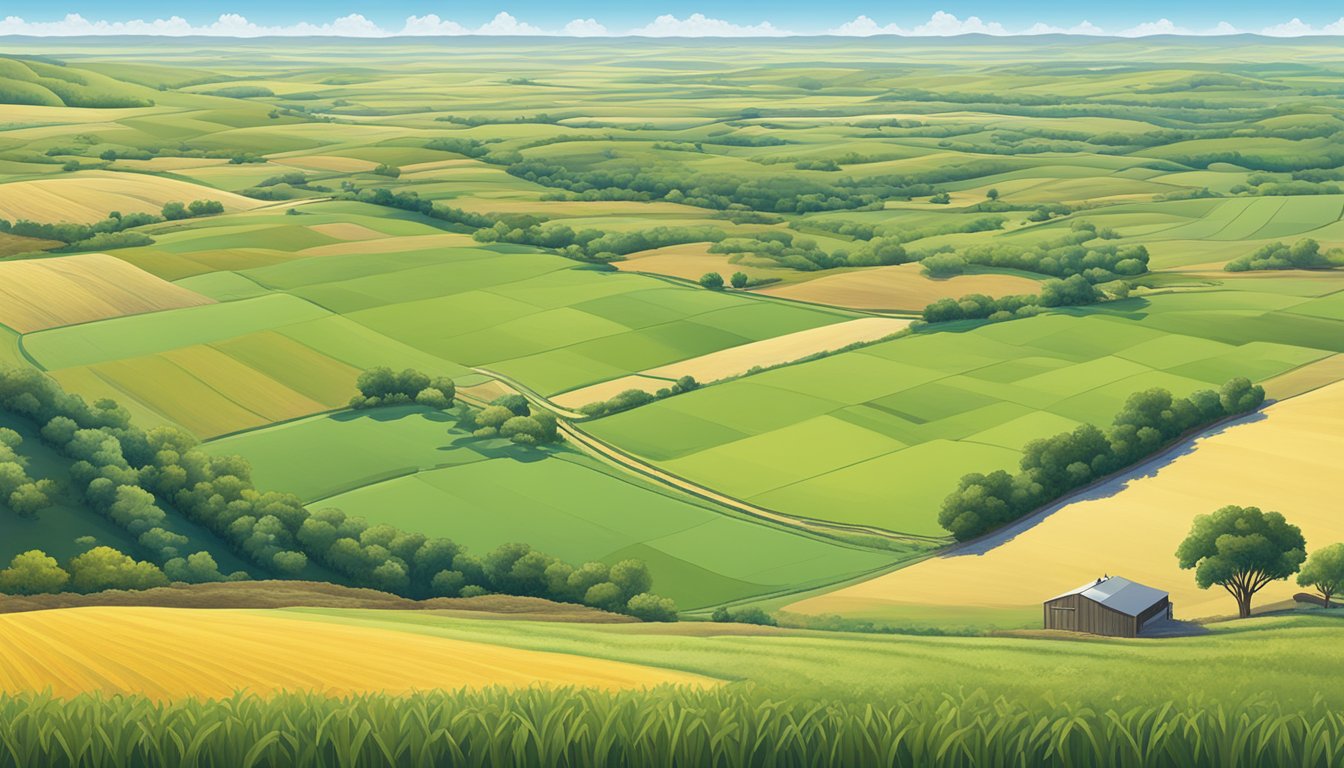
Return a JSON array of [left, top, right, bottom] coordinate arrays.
[[1, 1, 1341, 36]]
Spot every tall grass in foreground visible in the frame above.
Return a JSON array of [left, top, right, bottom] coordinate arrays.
[[3, 686, 1343, 767]]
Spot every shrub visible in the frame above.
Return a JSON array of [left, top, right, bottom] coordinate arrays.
[[699, 272, 725, 289]]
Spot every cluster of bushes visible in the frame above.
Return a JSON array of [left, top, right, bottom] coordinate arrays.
[[952, 222, 1147, 282], [580, 377, 699, 418], [348, 367, 455, 410], [468, 395, 560, 445], [424, 137, 518, 165], [698, 272, 755, 290], [474, 221, 725, 262], [0, 547, 174, 595], [0, 429, 53, 517], [160, 200, 224, 221], [0, 205, 173, 248], [1225, 238, 1342, 272], [0, 368, 675, 617], [240, 172, 329, 201], [939, 378, 1265, 541], [709, 232, 848, 270], [710, 605, 777, 626], [920, 274, 1102, 324], [339, 187, 494, 229]]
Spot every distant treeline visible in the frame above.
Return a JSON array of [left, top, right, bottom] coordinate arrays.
[[0, 200, 224, 250], [939, 378, 1265, 541], [1225, 238, 1343, 272], [0, 368, 676, 620]]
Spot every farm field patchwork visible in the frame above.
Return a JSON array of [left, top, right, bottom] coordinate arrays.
[[588, 285, 1344, 535]]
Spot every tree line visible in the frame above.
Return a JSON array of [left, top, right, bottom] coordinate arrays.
[[919, 274, 1104, 324], [0, 368, 676, 619], [1225, 238, 1343, 272], [579, 377, 699, 418], [0, 200, 225, 250], [940, 379, 1265, 541]]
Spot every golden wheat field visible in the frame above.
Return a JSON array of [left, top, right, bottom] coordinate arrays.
[[0, 253, 214, 332], [0, 607, 716, 700], [551, 317, 910, 408], [787, 380, 1344, 622], [0, 171, 263, 223], [759, 263, 1042, 311]]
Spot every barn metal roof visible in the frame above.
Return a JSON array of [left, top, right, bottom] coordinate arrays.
[[1047, 576, 1167, 617]]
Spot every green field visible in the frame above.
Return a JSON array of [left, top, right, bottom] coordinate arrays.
[[589, 281, 1344, 534], [204, 406, 898, 607]]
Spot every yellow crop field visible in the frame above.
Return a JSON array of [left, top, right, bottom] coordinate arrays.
[[552, 317, 910, 408], [0, 607, 715, 700], [0, 171, 263, 224], [787, 380, 1344, 622], [760, 263, 1042, 311], [0, 253, 214, 332]]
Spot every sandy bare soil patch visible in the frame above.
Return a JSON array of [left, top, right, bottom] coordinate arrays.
[[0, 253, 214, 332], [787, 380, 1344, 621], [0, 171, 263, 224], [271, 155, 379, 172], [760, 263, 1040, 311], [0, 607, 715, 700], [616, 243, 790, 283], [299, 232, 474, 257], [553, 317, 909, 408], [308, 222, 385, 241]]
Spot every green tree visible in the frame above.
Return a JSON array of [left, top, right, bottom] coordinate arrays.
[[68, 546, 169, 593], [1297, 543, 1344, 609], [730, 271, 749, 289], [986, 188, 1000, 201], [625, 592, 678, 622], [698, 272, 724, 290], [0, 550, 70, 595], [161, 201, 189, 220], [1176, 505, 1306, 618]]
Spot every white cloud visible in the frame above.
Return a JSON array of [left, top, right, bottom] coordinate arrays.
[[909, 11, 1006, 36], [629, 13, 790, 37], [828, 16, 904, 36], [0, 10, 1340, 38], [1020, 20, 1106, 36], [563, 18, 607, 36], [1116, 18, 1243, 36], [400, 14, 468, 35], [0, 11, 388, 36], [1261, 17, 1344, 36], [476, 11, 542, 35]]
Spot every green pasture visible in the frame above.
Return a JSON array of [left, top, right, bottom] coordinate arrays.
[[204, 406, 897, 607]]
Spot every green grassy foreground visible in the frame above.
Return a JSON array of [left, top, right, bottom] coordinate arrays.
[[4, 611, 1342, 767]]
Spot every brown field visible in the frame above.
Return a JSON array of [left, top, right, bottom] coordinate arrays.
[[0, 253, 214, 332], [0, 232, 59, 257], [786, 380, 1344, 622], [0, 606, 713, 700], [271, 155, 379, 172], [615, 243, 791, 283], [299, 232, 473, 257], [759, 263, 1042, 311], [552, 317, 909, 408], [307, 222, 385, 241], [0, 171, 263, 223]]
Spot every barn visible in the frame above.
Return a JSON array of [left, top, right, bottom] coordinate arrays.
[[1043, 576, 1171, 637]]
